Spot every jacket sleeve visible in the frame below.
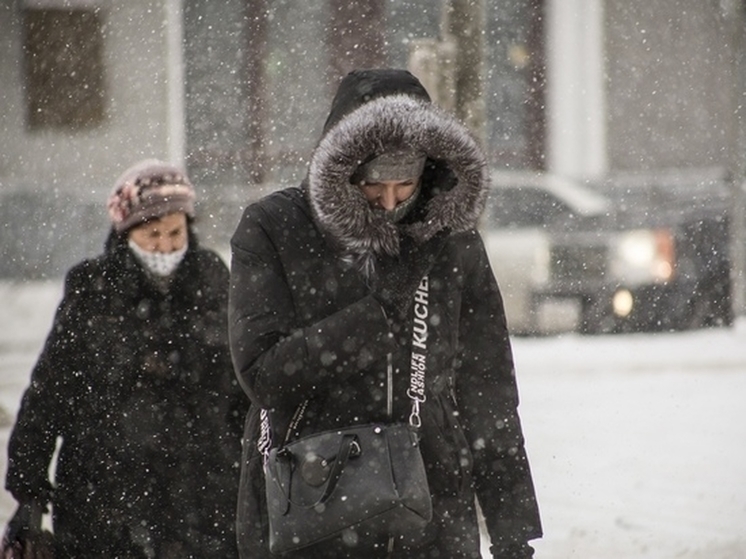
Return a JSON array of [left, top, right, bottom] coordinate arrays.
[[228, 198, 397, 411], [199, 252, 249, 439], [5, 264, 92, 503], [453, 231, 542, 552], [179, 250, 233, 350]]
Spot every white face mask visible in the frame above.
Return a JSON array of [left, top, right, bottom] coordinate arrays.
[[128, 240, 188, 277]]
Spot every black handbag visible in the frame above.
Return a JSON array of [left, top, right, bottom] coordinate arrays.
[[262, 276, 434, 554], [265, 422, 431, 554]]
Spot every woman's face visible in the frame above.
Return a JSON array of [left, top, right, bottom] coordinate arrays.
[[128, 212, 188, 253], [358, 178, 420, 211]]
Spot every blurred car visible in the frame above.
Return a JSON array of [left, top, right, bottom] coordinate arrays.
[[482, 169, 734, 335]]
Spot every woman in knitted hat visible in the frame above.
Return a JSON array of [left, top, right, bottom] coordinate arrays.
[[3, 159, 247, 558]]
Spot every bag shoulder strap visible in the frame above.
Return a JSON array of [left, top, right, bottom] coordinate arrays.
[[406, 275, 429, 428], [260, 274, 431, 461]]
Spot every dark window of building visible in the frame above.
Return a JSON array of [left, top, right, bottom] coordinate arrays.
[[23, 8, 106, 130]]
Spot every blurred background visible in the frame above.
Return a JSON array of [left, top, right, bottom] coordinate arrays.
[[1, 0, 745, 338]]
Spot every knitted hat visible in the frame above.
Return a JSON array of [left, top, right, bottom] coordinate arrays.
[[350, 150, 427, 184], [107, 159, 196, 233]]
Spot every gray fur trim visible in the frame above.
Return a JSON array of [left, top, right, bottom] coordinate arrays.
[[308, 95, 489, 267]]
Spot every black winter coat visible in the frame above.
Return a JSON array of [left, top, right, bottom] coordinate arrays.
[[6, 231, 247, 558], [229, 69, 541, 558]]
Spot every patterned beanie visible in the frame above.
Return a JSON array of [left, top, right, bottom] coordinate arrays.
[[107, 159, 196, 233]]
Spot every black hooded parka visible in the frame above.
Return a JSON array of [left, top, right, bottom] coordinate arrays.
[[229, 69, 542, 558], [6, 229, 247, 558]]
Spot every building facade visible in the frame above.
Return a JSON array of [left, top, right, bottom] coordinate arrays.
[[1, 0, 744, 286]]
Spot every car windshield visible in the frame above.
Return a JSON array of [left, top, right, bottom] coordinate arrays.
[[487, 186, 575, 228]]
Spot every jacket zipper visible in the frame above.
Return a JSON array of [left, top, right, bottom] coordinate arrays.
[[386, 352, 394, 556], [386, 352, 393, 418]]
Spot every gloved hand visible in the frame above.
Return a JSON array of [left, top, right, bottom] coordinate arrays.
[[373, 228, 450, 321], [3, 502, 36, 546], [2, 501, 53, 559], [489, 541, 535, 558]]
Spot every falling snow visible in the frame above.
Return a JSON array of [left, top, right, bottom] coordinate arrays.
[[2, 280, 744, 558]]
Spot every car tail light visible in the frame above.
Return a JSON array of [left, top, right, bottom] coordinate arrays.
[[611, 228, 676, 284], [653, 229, 676, 281]]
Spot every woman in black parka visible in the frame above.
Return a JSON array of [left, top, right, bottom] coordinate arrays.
[[229, 69, 542, 558], [4, 160, 247, 558]]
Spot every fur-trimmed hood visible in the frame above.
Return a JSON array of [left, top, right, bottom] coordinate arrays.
[[306, 70, 489, 271]]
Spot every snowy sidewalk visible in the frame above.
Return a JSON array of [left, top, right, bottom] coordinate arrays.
[[2, 280, 745, 558], [513, 325, 746, 558]]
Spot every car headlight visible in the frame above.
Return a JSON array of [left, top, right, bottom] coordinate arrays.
[[611, 229, 675, 284], [612, 288, 635, 317]]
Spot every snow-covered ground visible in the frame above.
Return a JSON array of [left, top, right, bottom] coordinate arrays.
[[1, 280, 745, 558], [513, 327, 746, 558]]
